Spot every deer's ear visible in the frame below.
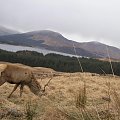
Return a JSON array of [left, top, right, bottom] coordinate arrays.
[[0, 64, 7, 72]]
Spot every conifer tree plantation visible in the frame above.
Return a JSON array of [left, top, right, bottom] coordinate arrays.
[[0, 49, 120, 76]]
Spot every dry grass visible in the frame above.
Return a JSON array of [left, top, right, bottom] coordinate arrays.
[[0, 68, 120, 119]]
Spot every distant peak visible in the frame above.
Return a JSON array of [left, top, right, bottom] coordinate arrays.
[[27, 30, 61, 35], [38, 30, 59, 33], [26, 30, 67, 39], [91, 41, 100, 43], [89, 41, 104, 45], [0, 25, 20, 36], [0, 25, 19, 32]]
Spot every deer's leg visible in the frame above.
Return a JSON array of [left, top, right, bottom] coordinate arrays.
[[20, 84, 24, 97], [8, 84, 20, 98], [0, 79, 6, 86]]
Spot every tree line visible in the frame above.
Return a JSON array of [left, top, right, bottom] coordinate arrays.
[[0, 49, 120, 76]]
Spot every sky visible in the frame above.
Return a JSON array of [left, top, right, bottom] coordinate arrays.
[[0, 0, 120, 48]]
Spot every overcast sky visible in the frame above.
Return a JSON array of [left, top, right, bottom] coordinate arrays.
[[0, 0, 120, 48]]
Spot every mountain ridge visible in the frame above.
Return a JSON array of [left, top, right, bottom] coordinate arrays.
[[0, 26, 20, 36], [0, 29, 120, 60]]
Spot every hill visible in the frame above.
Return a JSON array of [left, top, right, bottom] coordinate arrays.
[[0, 30, 120, 59], [0, 26, 19, 36], [0, 63, 120, 119]]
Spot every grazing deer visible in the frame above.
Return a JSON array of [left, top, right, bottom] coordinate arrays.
[[0, 63, 52, 98]]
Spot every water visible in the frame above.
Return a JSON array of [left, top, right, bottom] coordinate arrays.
[[0, 43, 75, 57]]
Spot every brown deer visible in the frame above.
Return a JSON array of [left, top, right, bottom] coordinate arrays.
[[0, 63, 52, 98]]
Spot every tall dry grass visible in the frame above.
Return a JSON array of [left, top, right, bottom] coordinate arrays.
[[56, 44, 120, 120]]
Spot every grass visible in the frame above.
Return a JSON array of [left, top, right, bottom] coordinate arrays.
[[0, 70, 120, 119], [75, 82, 87, 109], [24, 100, 38, 120]]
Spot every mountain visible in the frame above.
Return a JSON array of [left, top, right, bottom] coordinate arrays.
[[0, 30, 120, 60], [77, 41, 120, 59], [0, 26, 19, 36]]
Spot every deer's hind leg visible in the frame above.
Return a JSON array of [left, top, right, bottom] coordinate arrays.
[[8, 84, 20, 98]]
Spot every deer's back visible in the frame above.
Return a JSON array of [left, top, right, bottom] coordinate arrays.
[[4, 64, 33, 84]]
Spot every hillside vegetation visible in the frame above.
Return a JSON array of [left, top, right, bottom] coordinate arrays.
[[0, 49, 120, 76], [0, 63, 120, 119]]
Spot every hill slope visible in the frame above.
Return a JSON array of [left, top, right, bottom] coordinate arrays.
[[0, 63, 120, 119], [0, 26, 19, 36], [0, 30, 120, 59]]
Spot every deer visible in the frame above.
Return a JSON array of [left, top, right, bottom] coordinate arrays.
[[0, 63, 52, 98]]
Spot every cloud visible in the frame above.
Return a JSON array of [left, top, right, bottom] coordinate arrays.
[[0, 0, 120, 48]]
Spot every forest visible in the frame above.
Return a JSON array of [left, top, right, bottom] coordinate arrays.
[[0, 49, 120, 76]]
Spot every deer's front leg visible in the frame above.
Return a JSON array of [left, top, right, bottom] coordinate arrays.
[[20, 84, 24, 97], [0, 79, 6, 86], [8, 84, 20, 98], [0, 73, 6, 86]]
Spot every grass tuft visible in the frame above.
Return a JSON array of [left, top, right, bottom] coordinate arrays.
[[24, 100, 38, 120]]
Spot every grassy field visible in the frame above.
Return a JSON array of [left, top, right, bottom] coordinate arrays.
[[0, 65, 120, 120]]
